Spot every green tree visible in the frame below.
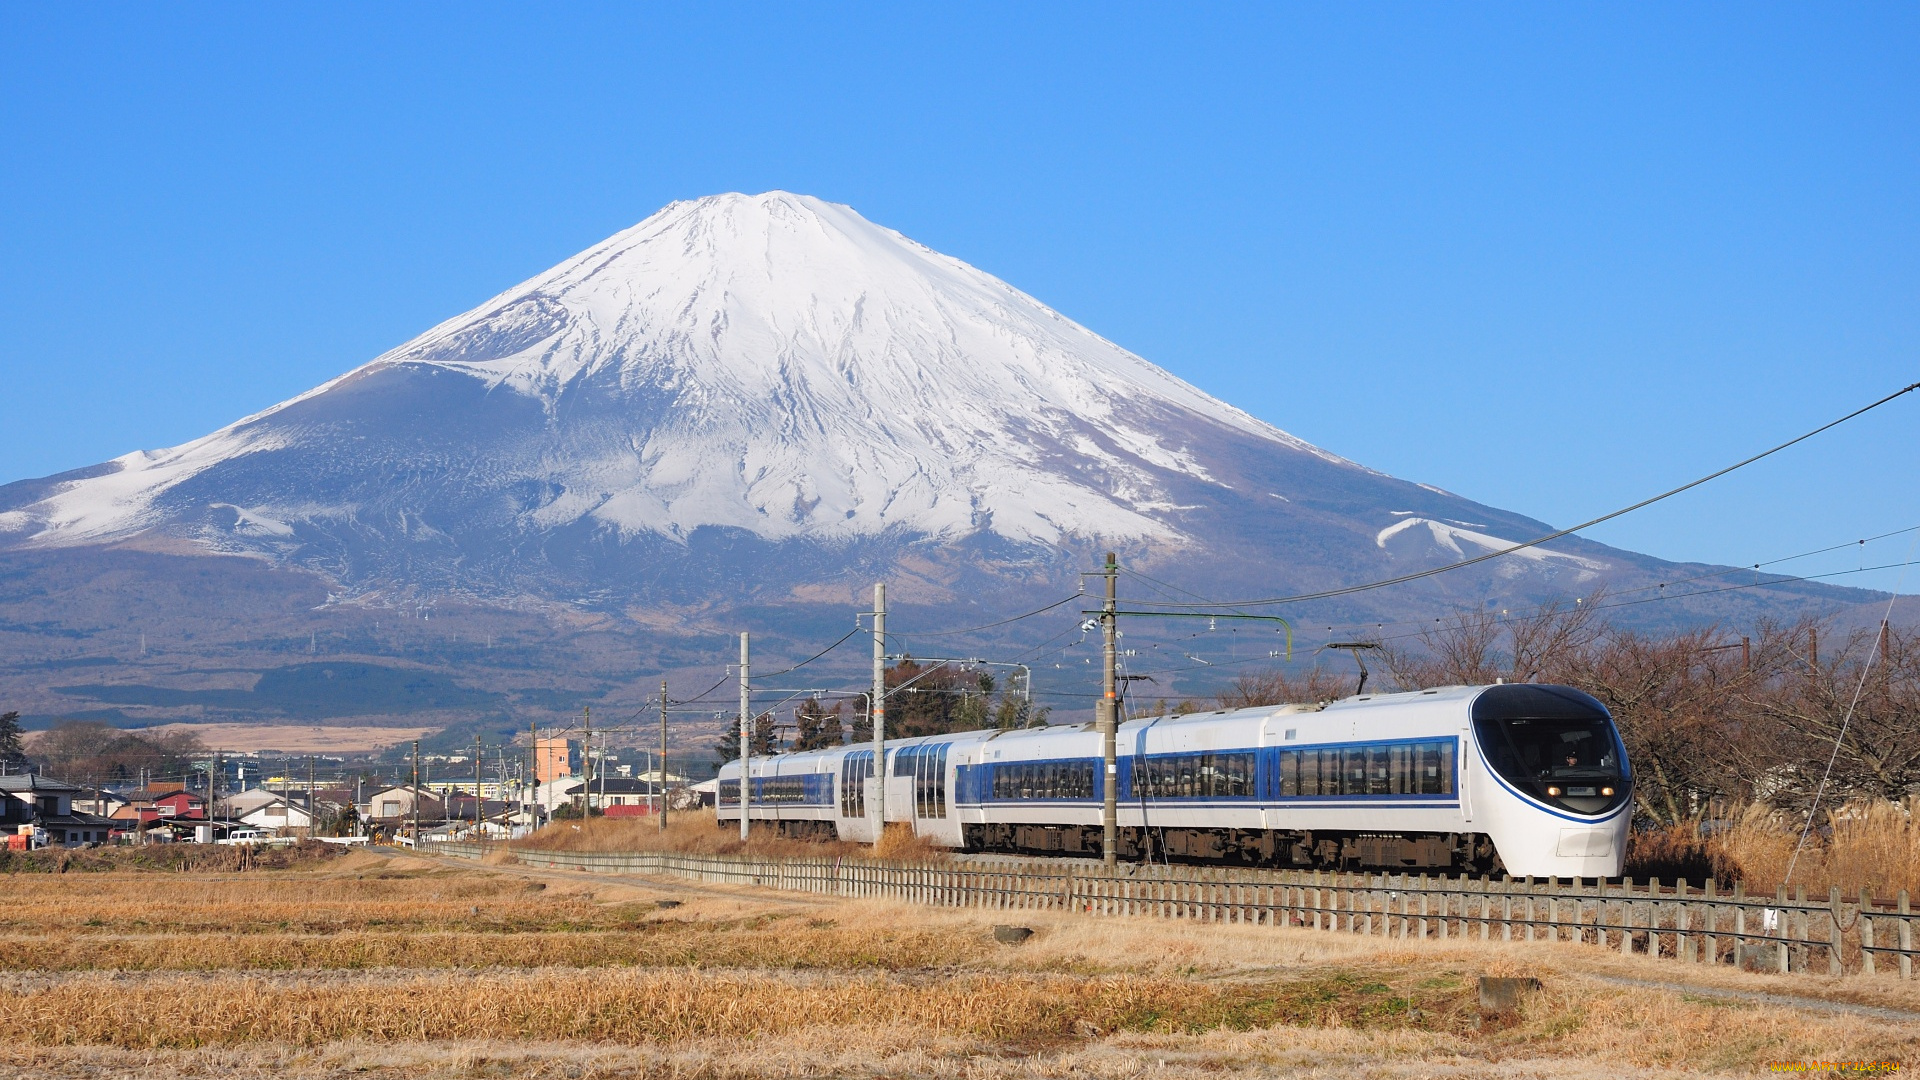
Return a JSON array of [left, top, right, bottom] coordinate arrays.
[[713, 712, 776, 764], [0, 712, 25, 772], [792, 698, 845, 751]]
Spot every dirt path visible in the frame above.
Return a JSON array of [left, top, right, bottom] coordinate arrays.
[[1575, 972, 1920, 1022]]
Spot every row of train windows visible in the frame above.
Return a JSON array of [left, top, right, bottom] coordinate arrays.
[[736, 738, 1458, 811], [1277, 741, 1454, 797], [715, 777, 819, 805], [1133, 752, 1255, 799], [990, 759, 1096, 801], [755, 777, 812, 804]]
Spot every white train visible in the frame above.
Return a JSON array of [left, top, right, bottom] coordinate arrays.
[[716, 683, 1631, 878]]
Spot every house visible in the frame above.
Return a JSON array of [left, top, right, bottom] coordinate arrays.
[[71, 786, 131, 818], [585, 777, 664, 812], [237, 794, 317, 836], [0, 775, 118, 847], [539, 775, 664, 815], [360, 784, 443, 825], [219, 787, 285, 819], [136, 790, 208, 824]]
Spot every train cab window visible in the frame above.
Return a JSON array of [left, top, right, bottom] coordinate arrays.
[[1470, 683, 1629, 814]]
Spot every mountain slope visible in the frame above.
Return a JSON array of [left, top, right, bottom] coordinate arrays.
[[0, 193, 1874, 734], [0, 192, 1612, 602]]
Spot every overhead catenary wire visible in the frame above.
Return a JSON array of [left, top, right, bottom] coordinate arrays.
[[900, 591, 1085, 638], [749, 626, 863, 681], [1266, 519, 1920, 652]]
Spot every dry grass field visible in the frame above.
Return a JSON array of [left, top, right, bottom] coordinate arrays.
[[1, 847, 1916, 1079]]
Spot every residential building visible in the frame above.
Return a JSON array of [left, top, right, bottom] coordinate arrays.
[[0, 775, 118, 846], [360, 784, 443, 825], [240, 801, 314, 835]]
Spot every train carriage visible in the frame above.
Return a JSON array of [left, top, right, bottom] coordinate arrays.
[[717, 682, 1631, 878]]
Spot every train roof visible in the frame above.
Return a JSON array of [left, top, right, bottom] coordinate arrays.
[[727, 684, 1601, 767], [1112, 683, 1486, 731]]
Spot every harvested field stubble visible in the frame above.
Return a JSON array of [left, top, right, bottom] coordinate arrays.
[[0, 968, 1472, 1048], [1, 856, 1915, 1078], [2, 918, 985, 972]]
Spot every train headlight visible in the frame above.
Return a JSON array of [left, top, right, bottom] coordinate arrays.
[[1546, 785, 1562, 797], [1601, 786, 1614, 797]]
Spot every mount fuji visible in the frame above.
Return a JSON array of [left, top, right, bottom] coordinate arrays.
[[0, 193, 1864, 733]]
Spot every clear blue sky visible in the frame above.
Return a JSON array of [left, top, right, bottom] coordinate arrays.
[[2, 4, 1915, 592]]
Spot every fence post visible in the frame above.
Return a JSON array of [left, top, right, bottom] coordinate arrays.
[[1776, 886, 1791, 973], [1861, 888, 1876, 976], [1681, 881, 1695, 963], [1900, 892, 1913, 980]]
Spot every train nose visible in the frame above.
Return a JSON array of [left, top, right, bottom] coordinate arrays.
[[1553, 828, 1615, 859]]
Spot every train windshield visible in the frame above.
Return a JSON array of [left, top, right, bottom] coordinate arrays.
[[1471, 684, 1628, 803], [1477, 716, 1621, 781]]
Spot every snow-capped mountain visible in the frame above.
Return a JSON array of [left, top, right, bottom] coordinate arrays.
[[4, 193, 1350, 555], [0, 192, 1772, 620], [0, 192, 1877, 731]]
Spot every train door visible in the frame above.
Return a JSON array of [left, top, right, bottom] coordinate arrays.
[[838, 749, 876, 843], [896, 743, 951, 833]]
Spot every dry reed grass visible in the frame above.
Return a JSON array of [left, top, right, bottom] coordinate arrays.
[[1712, 799, 1920, 898], [1622, 799, 1920, 897]]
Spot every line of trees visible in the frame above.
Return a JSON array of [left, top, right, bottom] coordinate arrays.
[[715, 656, 1048, 763], [3, 717, 206, 787], [1222, 599, 1919, 827]]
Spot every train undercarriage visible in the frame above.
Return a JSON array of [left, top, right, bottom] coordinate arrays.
[[959, 822, 1503, 873]]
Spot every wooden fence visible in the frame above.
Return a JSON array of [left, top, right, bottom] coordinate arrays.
[[433, 842, 1917, 979]]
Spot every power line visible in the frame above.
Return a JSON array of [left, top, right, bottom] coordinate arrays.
[[1124, 381, 1920, 610], [749, 626, 862, 681], [899, 591, 1085, 638]]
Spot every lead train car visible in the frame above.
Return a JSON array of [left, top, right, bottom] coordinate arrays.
[[717, 683, 1631, 879]]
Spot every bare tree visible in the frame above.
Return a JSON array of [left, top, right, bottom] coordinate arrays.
[[1559, 624, 1757, 826], [1744, 620, 1920, 811], [1381, 599, 1601, 690], [1217, 666, 1357, 709]]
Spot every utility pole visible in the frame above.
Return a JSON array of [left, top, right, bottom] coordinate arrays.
[[410, 739, 421, 846], [738, 632, 751, 841], [495, 746, 507, 839], [659, 677, 669, 833], [474, 734, 483, 840], [579, 706, 592, 818], [1099, 552, 1119, 868], [871, 582, 886, 849], [528, 721, 538, 824], [306, 755, 315, 838]]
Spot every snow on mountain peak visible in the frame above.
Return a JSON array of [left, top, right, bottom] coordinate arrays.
[[5, 193, 1360, 555]]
